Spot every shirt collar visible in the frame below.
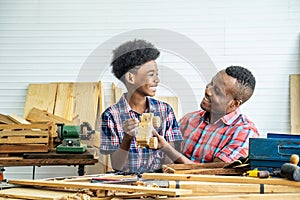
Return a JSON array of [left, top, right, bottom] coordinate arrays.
[[201, 108, 241, 125], [221, 108, 241, 125], [120, 93, 153, 113]]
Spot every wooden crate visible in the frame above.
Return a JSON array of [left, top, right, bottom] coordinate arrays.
[[0, 123, 55, 153]]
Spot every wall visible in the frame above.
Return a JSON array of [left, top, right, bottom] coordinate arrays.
[[0, 0, 299, 179]]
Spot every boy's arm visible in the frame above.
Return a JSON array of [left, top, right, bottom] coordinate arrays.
[[110, 118, 139, 171]]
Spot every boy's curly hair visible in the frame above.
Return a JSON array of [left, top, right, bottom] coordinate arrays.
[[111, 39, 160, 80]]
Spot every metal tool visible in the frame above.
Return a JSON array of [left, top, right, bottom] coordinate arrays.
[[56, 122, 95, 153]]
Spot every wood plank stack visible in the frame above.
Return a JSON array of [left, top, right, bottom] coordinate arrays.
[[3, 172, 300, 199], [0, 120, 56, 154]]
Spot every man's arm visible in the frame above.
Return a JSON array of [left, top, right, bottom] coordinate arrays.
[[152, 130, 194, 164], [215, 125, 259, 162]]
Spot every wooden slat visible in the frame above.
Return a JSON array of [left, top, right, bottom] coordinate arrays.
[[163, 163, 229, 171], [111, 82, 123, 104], [142, 173, 300, 187], [290, 74, 300, 134], [8, 179, 192, 197], [0, 144, 48, 153], [0, 123, 49, 129], [23, 83, 57, 118], [168, 181, 300, 194], [173, 168, 246, 175], [166, 193, 300, 200]]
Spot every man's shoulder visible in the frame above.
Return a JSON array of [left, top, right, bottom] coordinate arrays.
[[182, 110, 204, 119]]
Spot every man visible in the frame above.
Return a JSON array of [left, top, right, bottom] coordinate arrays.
[[100, 39, 183, 173], [154, 66, 259, 163]]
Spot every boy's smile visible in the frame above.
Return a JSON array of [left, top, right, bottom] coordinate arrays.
[[132, 60, 160, 97]]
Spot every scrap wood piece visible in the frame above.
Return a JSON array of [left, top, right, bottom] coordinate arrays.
[[0, 187, 77, 200], [166, 193, 300, 200], [8, 179, 192, 197], [26, 107, 74, 125], [142, 173, 300, 187], [23, 83, 58, 119], [168, 181, 300, 194]]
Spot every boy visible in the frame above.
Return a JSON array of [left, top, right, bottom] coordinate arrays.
[[100, 39, 182, 173]]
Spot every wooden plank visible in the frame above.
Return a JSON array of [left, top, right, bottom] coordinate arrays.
[[98, 81, 105, 116], [26, 107, 74, 125], [0, 123, 50, 130], [111, 82, 123, 104], [0, 144, 48, 153], [23, 151, 94, 159], [23, 83, 57, 118], [168, 181, 300, 194], [0, 114, 16, 124], [0, 188, 76, 200], [54, 82, 99, 129], [163, 163, 229, 171], [173, 168, 246, 175], [8, 179, 192, 197], [166, 193, 300, 200], [7, 114, 31, 124], [142, 173, 300, 187], [290, 74, 300, 134], [0, 157, 97, 167], [155, 96, 179, 119]]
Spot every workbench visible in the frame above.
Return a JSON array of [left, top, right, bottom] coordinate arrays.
[[0, 149, 98, 178]]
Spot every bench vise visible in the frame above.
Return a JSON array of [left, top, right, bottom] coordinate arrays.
[[56, 122, 95, 153]]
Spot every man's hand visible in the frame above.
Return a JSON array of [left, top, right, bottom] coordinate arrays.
[[122, 118, 139, 138], [152, 129, 169, 149]]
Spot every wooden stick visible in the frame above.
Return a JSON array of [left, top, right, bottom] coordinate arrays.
[[9, 179, 192, 197], [168, 181, 300, 194], [142, 173, 300, 187], [166, 193, 300, 200]]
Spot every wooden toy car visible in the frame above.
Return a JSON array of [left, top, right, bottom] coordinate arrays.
[[136, 113, 161, 149]]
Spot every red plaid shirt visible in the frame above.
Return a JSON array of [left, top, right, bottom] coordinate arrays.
[[179, 108, 259, 163]]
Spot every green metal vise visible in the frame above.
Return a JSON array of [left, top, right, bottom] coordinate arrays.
[[56, 122, 95, 153]]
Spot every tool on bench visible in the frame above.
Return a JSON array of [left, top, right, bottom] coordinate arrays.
[[280, 154, 300, 181], [56, 122, 95, 153], [243, 168, 280, 178]]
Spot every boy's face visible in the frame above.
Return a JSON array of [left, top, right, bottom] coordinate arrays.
[[133, 60, 160, 97]]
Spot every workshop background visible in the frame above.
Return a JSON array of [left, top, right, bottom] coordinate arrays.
[[0, 0, 299, 179]]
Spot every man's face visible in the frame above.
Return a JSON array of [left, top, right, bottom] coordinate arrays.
[[200, 70, 238, 115], [134, 60, 160, 97]]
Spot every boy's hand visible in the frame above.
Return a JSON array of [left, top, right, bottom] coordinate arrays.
[[152, 129, 169, 149], [122, 118, 139, 138]]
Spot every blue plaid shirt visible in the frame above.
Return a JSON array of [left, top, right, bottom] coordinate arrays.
[[100, 93, 182, 173]]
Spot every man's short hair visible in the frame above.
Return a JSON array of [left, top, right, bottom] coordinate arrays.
[[111, 39, 160, 80], [225, 66, 256, 103]]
